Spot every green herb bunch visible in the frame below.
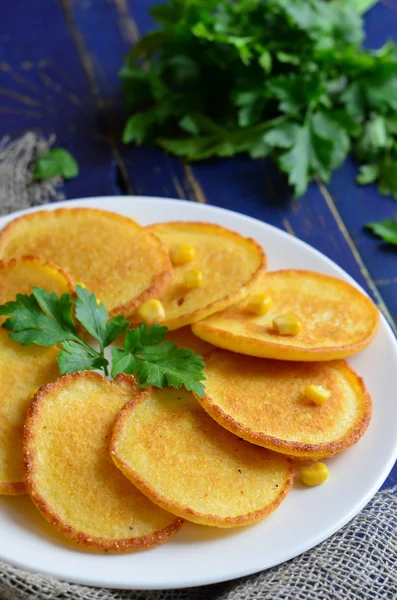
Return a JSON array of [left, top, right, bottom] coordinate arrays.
[[0, 285, 206, 397], [120, 0, 397, 198]]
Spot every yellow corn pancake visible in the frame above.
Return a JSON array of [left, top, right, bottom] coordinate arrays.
[[111, 386, 293, 528], [23, 372, 184, 552], [144, 222, 267, 329], [197, 350, 372, 460], [0, 257, 72, 495], [0, 208, 172, 317], [192, 270, 379, 361]]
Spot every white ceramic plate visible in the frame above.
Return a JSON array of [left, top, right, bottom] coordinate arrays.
[[0, 196, 396, 590]]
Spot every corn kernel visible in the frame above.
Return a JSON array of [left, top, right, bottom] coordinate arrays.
[[169, 244, 195, 265], [301, 463, 329, 486], [305, 384, 331, 405], [245, 294, 272, 315], [184, 268, 203, 289], [137, 299, 166, 325], [273, 313, 302, 336]]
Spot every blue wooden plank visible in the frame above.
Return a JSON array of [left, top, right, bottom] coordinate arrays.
[[0, 0, 118, 199], [376, 281, 397, 328], [66, 0, 201, 200], [364, 1, 397, 49]]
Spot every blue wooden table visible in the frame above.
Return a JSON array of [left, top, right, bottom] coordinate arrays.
[[0, 0, 396, 489]]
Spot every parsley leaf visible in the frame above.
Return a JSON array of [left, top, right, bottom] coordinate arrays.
[[377, 153, 397, 199], [124, 323, 169, 348], [277, 124, 312, 197], [0, 289, 77, 346], [366, 219, 397, 246], [74, 285, 108, 345], [122, 113, 156, 144], [33, 148, 79, 180], [111, 324, 206, 397], [58, 341, 100, 375], [103, 315, 131, 347], [357, 164, 379, 185], [271, 113, 337, 196]]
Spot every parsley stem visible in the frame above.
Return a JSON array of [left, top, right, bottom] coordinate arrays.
[[98, 344, 109, 377], [260, 116, 288, 131], [73, 336, 99, 357]]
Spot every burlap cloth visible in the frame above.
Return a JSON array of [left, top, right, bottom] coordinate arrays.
[[0, 133, 64, 215], [0, 134, 396, 600]]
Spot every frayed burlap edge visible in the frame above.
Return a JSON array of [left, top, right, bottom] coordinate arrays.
[[0, 132, 64, 215]]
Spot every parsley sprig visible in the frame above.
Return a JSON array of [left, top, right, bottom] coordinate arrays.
[[121, 0, 397, 199], [0, 286, 206, 397]]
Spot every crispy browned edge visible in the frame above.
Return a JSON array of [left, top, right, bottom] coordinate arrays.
[[111, 387, 294, 528], [195, 355, 372, 460], [192, 269, 380, 360], [146, 221, 268, 330], [23, 371, 184, 553], [0, 256, 74, 496], [0, 208, 173, 319]]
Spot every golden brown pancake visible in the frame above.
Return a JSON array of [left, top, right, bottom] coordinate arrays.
[[192, 270, 379, 361], [0, 257, 72, 495], [23, 372, 184, 552], [111, 386, 293, 528], [144, 222, 267, 330], [197, 350, 372, 460], [0, 208, 172, 317]]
